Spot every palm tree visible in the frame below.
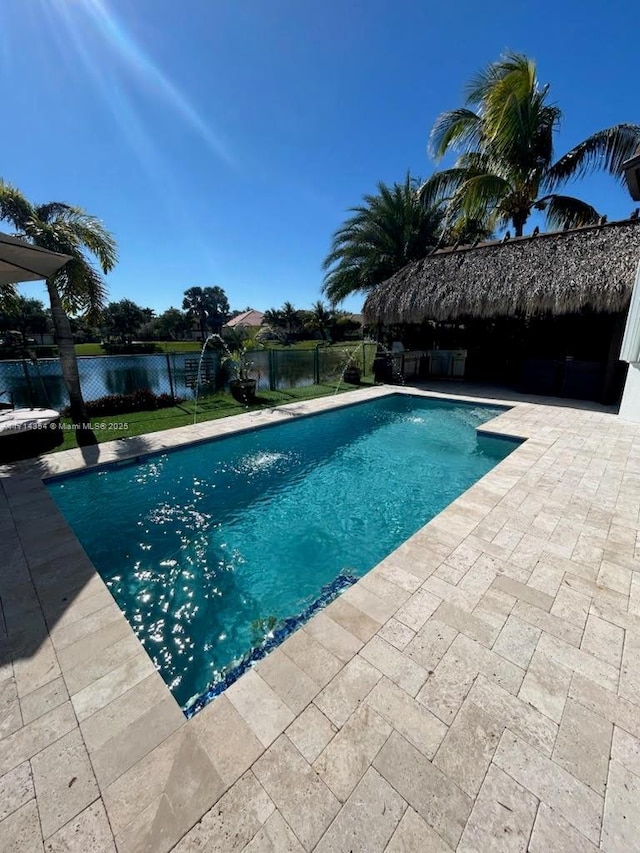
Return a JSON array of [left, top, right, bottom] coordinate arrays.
[[262, 308, 284, 329], [422, 52, 640, 236], [308, 300, 333, 341], [323, 174, 446, 304], [182, 286, 230, 339], [281, 301, 298, 338], [0, 182, 116, 440]]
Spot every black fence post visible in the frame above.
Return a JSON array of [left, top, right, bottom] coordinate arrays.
[[314, 345, 320, 384], [269, 349, 276, 391], [165, 351, 175, 402], [21, 360, 35, 407]]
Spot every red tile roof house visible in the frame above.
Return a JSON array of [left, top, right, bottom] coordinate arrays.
[[224, 309, 265, 329]]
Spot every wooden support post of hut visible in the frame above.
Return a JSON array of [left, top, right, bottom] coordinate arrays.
[[363, 218, 640, 404]]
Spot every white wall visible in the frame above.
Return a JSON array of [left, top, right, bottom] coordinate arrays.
[[619, 363, 640, 422], [619, 261, 640, 422]]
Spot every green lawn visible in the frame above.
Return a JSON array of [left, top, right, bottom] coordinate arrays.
[[74, 343, 107, 356], [74, 341, 204, 356], [51, 378, 376, 453], [74, 340, 366, 356], [154, 341, 204, 353]]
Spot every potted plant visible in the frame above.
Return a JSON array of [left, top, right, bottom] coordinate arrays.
[[340, 346, 362, 385], [221, 329, 262, 404]]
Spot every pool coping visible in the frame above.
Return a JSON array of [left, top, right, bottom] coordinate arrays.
[[3, 383, 634, 851]]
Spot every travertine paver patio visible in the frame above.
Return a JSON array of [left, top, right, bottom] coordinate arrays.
[[1, 384, 640, 852]]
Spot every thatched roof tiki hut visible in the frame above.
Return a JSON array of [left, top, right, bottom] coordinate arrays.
[[364, 218, 640, 402]]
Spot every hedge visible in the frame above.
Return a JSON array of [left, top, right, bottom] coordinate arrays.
[[62, 389, 182, 417]]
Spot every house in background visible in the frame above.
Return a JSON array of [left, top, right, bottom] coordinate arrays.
[[224, 308, 265, 330], [364, 217, 640, 403]]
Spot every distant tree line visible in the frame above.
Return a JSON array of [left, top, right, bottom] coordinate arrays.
[[0, 296, 51, 346], [0, 288, 363, 351], [262, 300, 361, 342]]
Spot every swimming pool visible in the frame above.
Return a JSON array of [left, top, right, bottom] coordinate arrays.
[[48, 394, 519, 713]]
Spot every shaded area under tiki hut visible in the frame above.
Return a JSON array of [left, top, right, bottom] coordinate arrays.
[[364, 219, 640, 402]]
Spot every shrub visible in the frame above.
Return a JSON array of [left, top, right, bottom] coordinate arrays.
[[62, 389, 183, 417]]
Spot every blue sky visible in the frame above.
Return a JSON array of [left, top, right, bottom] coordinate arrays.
[[1, 0, 637, 316]]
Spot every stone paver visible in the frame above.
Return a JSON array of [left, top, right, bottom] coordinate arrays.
[[611, 725, 640, 779], [457, 764, 538, 853], [529, 802, 599, 853], [137, 729, 226, 853], [31, 728, 99, 839], [0, 701, 77, 778], [491, 613, 540, 669], [226, 669, 295, 748], [255, 647, 320, 714], [0, 799, 44, 852], [285, 703, 336, 765], [314, 655, 381, 728], [552, 697, 612, 795], [432, 698, 503, 797], [493, 730, 603, 844], [580, 613, 625, 669], [314, 767, 406, 853], [243, 810, 304, 852], [385, 806, 454, 852], [172, 769, 274, 852], [602, 760, 640, 853], [0, 760, 33, 822], [359, 635, 429, 695], [313, 704, 391, 802], [366, 676, 447, 759], [189, 693, 263, 786], [374, 731, 472, 849], [253, 735, 340, 850], [518, 648, 572, 723], [378, 617, 415, 651], [467, 674, 558, 756], [20, 677, 68, 725], [43, 800, 116, 853], [1, 385, 640, 852]]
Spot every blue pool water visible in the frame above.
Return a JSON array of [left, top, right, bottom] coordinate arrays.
[[47, 394, 518, 712]]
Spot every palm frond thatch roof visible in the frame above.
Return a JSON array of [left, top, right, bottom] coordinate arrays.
[[363, 218, 640, 323]]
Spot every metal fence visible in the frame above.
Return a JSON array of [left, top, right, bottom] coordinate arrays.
[[0, 343, 379, 410]]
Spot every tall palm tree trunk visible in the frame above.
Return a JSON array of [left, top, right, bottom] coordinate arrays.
[[513, 213, 528, 238], [46, 279, 97, 446]]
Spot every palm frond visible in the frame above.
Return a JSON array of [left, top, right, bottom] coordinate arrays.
[[449, 173, 512, 223], [37, 205, 118, 273], [424, 51, 628, 235], [0, 181, 35, 231], [0, 283, 18, 310], [548, 124, 640, 188], [465, 52, 531, 100], [323, 174, 444, 302], [35, 202, 76, 222], [537, 194, 601, 230], [429, 109, 482, 159], [478, 60, 560, 177], [54, 256, 107, 319], [418, 169, 470, 208]]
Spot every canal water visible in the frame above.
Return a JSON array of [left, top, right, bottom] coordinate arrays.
[[0, 347, 365, 409]]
